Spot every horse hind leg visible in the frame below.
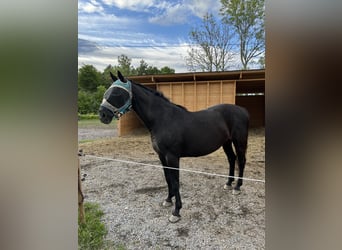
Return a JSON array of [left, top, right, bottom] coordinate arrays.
[[233, 139, 247, 194], [223, 141, 236, 190]]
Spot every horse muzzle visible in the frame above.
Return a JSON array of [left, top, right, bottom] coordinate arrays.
[[99, 106, 115, 124]]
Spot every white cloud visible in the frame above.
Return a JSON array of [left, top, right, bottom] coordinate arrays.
[[78, 45, 189, 73], [100, 0, 221, 24], [78, 43, 245, 74], [78, 11, 142, 46], [148, 0, 221, 25], [188, 0, 221, 18], [102, 0, 155, 11], [78, 0, 104, 14], [78, 0, 234, 73], [78, 12, 132, 29], [149, 3, 189, 25]]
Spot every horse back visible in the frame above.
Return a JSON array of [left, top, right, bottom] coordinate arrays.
[[209, 104, 249, 138], [151, 104, 249, 157]]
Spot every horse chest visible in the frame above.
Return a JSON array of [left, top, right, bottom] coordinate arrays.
[[151, 132, 180, 155], [151, 135, 161, 153]]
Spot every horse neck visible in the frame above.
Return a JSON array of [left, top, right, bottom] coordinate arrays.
[[131, 83, 171, 131]]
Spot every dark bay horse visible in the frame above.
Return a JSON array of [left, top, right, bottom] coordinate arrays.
[[99, 71, 249, 223]]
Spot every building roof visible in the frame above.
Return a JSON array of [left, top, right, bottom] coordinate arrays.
[[128, 69, 265, 94]]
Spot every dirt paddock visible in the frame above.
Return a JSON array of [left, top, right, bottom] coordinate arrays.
[[79, 127, 265, 249]]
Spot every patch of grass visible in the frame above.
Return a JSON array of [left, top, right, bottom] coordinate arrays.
[[78, 202, 126, 250], [78, 139, 96, 144], [78, 114, 99, 120], [79, 202, 107, 250], [114, 244, 127, 250]]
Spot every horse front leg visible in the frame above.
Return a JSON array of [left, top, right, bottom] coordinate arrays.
[[162, 168, 173, 207], [159, 154, 173, 207], [166, 154, 182, 223]]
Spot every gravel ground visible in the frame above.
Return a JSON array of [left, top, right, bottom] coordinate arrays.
[[79, 127, 265, 249], [78, 128, 117, 141]]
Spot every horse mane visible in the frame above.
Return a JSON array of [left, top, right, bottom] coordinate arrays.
[[133, 81, 188, 111]]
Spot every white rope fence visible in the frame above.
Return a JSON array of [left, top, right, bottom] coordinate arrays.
[[83, 154, 265, 183]]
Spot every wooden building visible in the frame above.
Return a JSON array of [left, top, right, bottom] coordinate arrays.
[[118, 69, 265, 136]]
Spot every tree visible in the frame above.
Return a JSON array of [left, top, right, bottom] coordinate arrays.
[[185, 13, 235, 72], [159, 66, 175, 74], [78, 64, 102, 92], [135, 59, 149, 75], [102, 64, 115, 87], [116, 54, 133, 76], [127, 58, 176, 75], [258, 55, 265, 69], [220, 0, 265, 69], [145, 66, 160, 75]]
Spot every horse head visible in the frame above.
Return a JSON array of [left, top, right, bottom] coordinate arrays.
[[99, 71, 132, 123]]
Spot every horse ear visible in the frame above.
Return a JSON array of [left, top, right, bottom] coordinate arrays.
[[110, 72, 118, 82], [117, 71, 126, 83]]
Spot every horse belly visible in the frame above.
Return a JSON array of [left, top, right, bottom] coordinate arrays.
[[181, 130, 228, 157], [182, 142, 222, 157], [181, 116, 230, 157]]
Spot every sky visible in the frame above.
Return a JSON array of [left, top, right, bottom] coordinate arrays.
[[78, 0, 223, 73]]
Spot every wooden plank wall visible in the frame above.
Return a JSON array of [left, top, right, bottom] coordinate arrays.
[[118, 111, 144, 136], [118, 80, 236, 136], [157, 80, 236, 111]]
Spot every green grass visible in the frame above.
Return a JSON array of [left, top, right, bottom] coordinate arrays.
[[79, 202, 107, 250], [79, 202, 126, 250], [78, 114, 99, 120], [78, 139, 96, 144]]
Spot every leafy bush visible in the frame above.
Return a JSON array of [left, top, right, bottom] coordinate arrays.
[[78, 85, 106, 114], [78, 65, 102, 92]]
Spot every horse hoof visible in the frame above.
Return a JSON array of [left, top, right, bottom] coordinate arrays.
[[162, 200, 173, 207], [232, 189, 241, 195], [168, 215, 181, 223], [224, 184, 233, 190]]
